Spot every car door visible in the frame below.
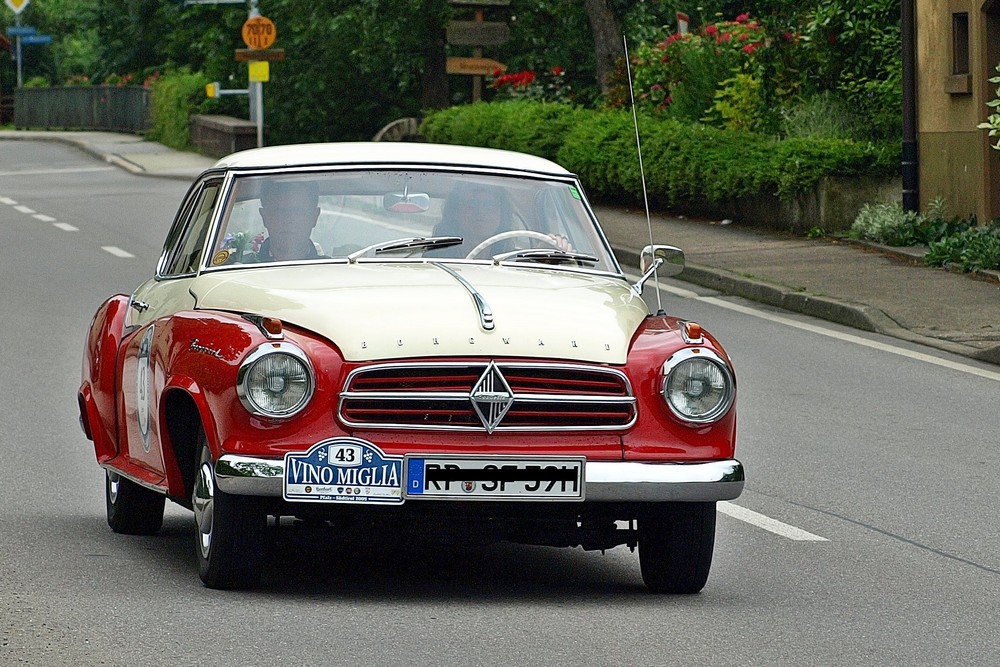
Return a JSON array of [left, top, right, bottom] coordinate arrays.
[[119, 178, 223, 476]]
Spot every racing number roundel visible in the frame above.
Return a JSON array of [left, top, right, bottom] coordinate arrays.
[[242, 16, 276, 50], [136, 326, 154, 452]]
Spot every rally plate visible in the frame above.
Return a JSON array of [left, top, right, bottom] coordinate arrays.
[[284, 437, 404, 504], [404, 455, 585, 501]]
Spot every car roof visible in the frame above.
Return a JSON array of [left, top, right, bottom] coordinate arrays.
[[211, 142, 573, 177]]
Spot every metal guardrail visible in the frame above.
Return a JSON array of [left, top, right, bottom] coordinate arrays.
[[13, 86, 151, 132]]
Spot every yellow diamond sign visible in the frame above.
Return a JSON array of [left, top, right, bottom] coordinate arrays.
[[5, 0, 30, 15]]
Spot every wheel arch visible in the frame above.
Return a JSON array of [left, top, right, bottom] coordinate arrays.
[[160, 384, 217, 506]]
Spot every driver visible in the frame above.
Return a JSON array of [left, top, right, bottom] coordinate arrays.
[[429, 184, 572, 258], [255, 179, 325, 262]]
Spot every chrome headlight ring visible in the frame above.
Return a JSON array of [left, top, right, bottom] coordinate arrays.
[[237, 342, 315, 419], [660, 348, 735, 424]]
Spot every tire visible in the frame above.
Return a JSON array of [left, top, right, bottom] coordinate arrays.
[[192, 437, 265, 589], [638, 502, 716, 594], [105, 469, 165, 535]]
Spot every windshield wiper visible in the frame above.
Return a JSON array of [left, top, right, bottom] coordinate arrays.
[[492, 248, 600, 265], [348, 236, 463, 262]]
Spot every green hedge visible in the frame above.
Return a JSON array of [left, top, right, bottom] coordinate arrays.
[[147, 69, 214, 150], [420, 101, 591, 165], [421, 101, 898, 207]]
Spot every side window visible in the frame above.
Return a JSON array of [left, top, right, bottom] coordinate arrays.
[[160, 180, 222, 277]]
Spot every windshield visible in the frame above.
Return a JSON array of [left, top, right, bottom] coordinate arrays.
[[206, 170, 616, 271]]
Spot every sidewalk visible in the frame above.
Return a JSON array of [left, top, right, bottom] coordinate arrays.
[[4, 129, 999, 366]]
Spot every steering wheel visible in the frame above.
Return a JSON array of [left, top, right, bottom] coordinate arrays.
[[465, 230, 563, 259]]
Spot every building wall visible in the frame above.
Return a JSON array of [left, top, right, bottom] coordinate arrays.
[[915, 0, 997, 222]]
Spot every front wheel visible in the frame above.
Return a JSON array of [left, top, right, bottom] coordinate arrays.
[[192, 437, 265, 589], [638, 502, 716, 594], [105, 469, 165, 535]]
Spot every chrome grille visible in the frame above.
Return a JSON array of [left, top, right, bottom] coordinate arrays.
[[339, 362, 635, 431]]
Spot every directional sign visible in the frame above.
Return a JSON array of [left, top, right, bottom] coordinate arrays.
[[20, 33, 51, 45], [5, 25, 35, 36], [446, 20, 510, 46], [4, 0, 30, 15], [446, 57, 506, 76], [235, 47, 285, 62], [242, 16, 276, 50]]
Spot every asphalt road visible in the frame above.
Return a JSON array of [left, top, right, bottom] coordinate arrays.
[[1, 140, 998, 666]]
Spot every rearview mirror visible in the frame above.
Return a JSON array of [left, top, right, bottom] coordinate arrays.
[[383, 190, 430, 213]]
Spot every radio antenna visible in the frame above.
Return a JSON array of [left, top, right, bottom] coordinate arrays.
[[622, 34, 663, 315]]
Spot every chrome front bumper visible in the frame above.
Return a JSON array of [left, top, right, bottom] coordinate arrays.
[[215, 456, 744, 502]]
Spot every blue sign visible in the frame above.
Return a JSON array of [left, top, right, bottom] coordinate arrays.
[[20, 34, 52, 45], [5, 25, 36, 37]]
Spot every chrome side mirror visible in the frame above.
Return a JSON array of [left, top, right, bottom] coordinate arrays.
[[640, 244, 684, 277], [632, 244, 685, 295]]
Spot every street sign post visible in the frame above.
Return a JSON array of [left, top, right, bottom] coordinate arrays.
[[6, 17, 49, 87], [239, 14, 277, 149]]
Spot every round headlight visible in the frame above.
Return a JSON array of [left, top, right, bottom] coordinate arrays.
[[661, 349, 735, 424], [237, 343, 314, 418]]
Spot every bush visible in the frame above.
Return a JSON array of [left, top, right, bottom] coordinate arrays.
[[147, 68, 214, 150], [421, 101, 590, 164], [926, 223, 1000, 271], [850, 202, 921, 244], [422, 100, 896, 209], [780, 91, 864, 140], [851, 198, 971, 247]]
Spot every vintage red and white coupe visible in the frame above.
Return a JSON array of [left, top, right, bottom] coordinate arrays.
[[78, 142, 743, 592]]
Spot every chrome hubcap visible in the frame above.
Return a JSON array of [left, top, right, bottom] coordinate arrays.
[[108, 471, 120, 504], [192, 462, 215, 559]]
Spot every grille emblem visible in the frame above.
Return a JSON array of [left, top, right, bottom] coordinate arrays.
[[471, 362, 514, 433]]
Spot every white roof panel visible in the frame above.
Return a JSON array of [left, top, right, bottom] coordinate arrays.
[[211, 142, 572, 176]]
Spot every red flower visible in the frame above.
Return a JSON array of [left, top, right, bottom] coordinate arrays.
[[551, 66, 563, 75], [734, 12, 750, 23], [742, 43, 759, 55], [706, 25, 719, 37]]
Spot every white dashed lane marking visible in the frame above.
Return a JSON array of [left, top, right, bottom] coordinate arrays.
[[102, 246, 134, 258], [719, 502, 829, 541], [2, 194, 130, 249]]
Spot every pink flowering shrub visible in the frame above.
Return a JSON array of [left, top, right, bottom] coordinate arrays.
[[629, 13, 769, 124]]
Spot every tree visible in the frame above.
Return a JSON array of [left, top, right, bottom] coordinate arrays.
[[583, 0, 621, 94]]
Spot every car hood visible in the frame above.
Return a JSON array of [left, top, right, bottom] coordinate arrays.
[[191, 263, 649, 363]]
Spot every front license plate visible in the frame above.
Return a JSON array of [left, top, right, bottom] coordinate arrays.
[[403, 455, 585, 501], [284, 437, 404, 504]]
